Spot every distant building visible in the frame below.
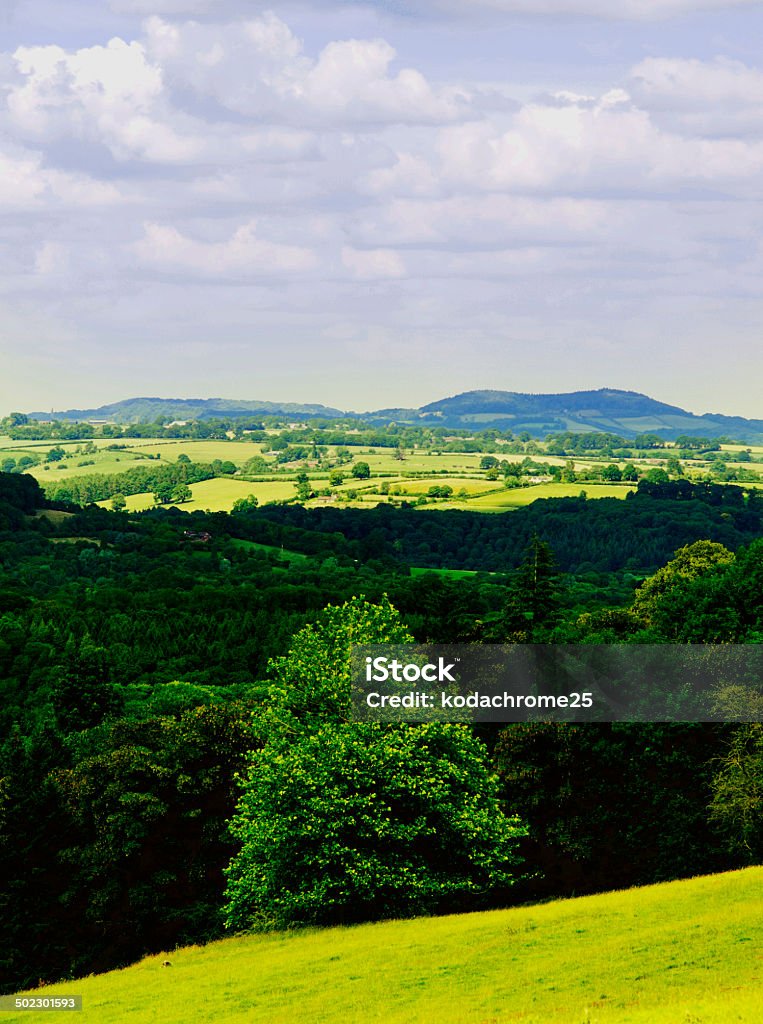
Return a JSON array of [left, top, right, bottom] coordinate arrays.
[[182, 530, 212, 543]]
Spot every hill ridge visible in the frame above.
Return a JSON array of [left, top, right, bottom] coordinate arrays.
[[24, 388, 763, 442]]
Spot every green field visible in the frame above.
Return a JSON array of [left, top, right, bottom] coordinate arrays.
[[447, 482, 637, 511], [1, 439, 266, 483], [6, 868, 761, 1023], [96, 477, 298, 513]]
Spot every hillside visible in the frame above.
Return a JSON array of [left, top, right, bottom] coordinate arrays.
[[27, 389, 763, 441], [7, 867, 762, 1023], [411, 388, 763, 440], [27, 397, 346, 423]]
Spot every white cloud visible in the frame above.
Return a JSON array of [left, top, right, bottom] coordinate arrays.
[[0, 140, 121, 208], [630, 57, 763, 135], [435, 88, 763, 195], [361, 152, 441, 197], [142, 14, 468, 126], [341, 245, 406, 278], [6, 37, 209, 163], [134, 220, 316, 276]]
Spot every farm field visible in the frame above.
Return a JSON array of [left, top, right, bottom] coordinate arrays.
[[3, 430, 760, 515], [440, 481, 634, 509], [96, 477, 297, 512], [5, 867, 761, 1024]]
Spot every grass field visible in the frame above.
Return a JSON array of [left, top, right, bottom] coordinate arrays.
[[438, 482, 637, 512], [6, 867, 761, 1023], [96, 478, 298, 513]]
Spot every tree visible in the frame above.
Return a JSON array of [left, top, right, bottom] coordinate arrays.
[[223, 597, 526, 931], [232, 494, 259, 513], [351, 461, 371, 479], [243, 455, 269, 475], [294, 471, 311, 501], [224, 723, 526, 931], [46, 446, 66, 463], [329, 469, 345, 487], [632, 540, 734, 625], [500, 536, 563, 640], [709, 724, 763, 861], [110, 493, 127, 512], [170, 482, 192, 504], [601, 463, 622, 482]]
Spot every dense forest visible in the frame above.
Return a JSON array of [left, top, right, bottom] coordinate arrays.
[[1, 471, 761, 993]]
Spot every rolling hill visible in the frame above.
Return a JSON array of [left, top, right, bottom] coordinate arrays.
[[6, 867, 762, 1023], [26, 388, 763, 441]]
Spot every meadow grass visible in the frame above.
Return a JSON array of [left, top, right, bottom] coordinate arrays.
[[6, 867, 762, 1024], [179, 477, 297, 511], [460, 483, 636, 511]]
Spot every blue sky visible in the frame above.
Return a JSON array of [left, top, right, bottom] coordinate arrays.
[[1, 0, 762, 417]]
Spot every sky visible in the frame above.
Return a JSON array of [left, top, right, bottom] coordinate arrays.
[[1, 0, 762, 417]]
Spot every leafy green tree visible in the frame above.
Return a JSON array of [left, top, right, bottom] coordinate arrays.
[[243, 455, 269, 474], [170, 482, 192, 504], [329, 469, 345, 487], [46, 446, 66, 463], [294, 471, 311, 501], [645, 467, 670, 484], [632, 540, 734, 625], [224, 597, 525, 931], [232, 494, 259, 513], [709, 724, 763, 861], [110, 492, 127, 512], [224, 723, 526, 931], [351, 461, 371, 479]]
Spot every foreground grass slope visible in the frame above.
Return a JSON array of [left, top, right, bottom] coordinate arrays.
[[9, 868, 762, 1023]]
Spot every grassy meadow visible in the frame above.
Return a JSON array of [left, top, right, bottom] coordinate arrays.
[[6, 867, 762, 1024]]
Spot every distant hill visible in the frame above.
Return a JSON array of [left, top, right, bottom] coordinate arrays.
[[28, 397, 346, 424], [27, 388, 763, 441], [400, 388, 763, 441]]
